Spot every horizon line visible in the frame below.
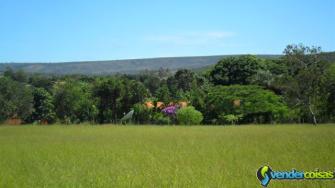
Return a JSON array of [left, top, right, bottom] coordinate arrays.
[[1, 51, 334, 64], [0, 53, 284, 64]]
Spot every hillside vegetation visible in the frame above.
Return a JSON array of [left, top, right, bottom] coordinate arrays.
[[1, 52, 334, 75], [0, 55, 281, 75]]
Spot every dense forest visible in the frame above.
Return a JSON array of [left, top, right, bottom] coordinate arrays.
[[1, 44, 335, 125]]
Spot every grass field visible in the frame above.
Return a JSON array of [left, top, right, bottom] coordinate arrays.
[[0, 125, 334, 188]]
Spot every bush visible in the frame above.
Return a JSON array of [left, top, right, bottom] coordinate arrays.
[[176, 106, 203, 125], [218, 113, 243, 125], [152, 112, 171, 125], [133, 103, 152, 124]]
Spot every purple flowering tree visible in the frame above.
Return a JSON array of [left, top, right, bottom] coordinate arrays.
[[162, 105, 178, 117], [161, 104, 180, 125]]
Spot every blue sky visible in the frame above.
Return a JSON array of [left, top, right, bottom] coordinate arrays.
[[0, 0, 334, 62]]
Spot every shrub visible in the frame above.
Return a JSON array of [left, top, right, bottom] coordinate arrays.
[[152, 112, 170, 125], [176, 106, 203, 125], [133, 103, 152, 124], [162, 105, 178, 117], [219, 113, 243, 125]]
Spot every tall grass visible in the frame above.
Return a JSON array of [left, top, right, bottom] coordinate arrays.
[[0, 125, 334, 187]]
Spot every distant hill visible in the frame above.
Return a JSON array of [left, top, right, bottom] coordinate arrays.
[[0, 52, 334, 75], [320, 51, 335, 63]]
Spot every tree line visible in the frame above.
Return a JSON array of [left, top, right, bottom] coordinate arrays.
[[0, 44, 334, 125]]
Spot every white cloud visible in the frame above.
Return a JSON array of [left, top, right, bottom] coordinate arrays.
[[144, 31, 236, 46]]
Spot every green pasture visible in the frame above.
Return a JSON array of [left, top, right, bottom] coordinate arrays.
[[0, 125, 334, 187]]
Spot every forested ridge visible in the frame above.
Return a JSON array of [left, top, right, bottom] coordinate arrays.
[[0, 55, 283, 75]]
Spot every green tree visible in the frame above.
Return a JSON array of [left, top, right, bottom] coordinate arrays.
[[53, 80, 97, 123], [176, 106, 203, 125], [30, 88, 56, 124], [280, 44, 327, 124], [4, 68, 28, 83], [205, 85, 288, 124], [251, 59, 288, 94], [155, 84, 171, 104], [166, 69, 199, 96], [209, 55, 262, 85], [29, 74, 55, 91], [122, 79, 149, 115], [318, 63, 335, 121], [93, 77, 149, 124], [173, 69, 196, 91], [93, 78, 125, 123], [137, 74, 161, 94], [184, 78, 210, 114], [0, 77, 33, 122], [132, 103, 153, 124]]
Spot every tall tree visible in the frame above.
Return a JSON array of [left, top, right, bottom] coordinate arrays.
[[318, 63, 335, 121], [30, 88, 56, 123], [209, 55, 262, 85], [204, 85, 288, 124], [0, 77, 33, 122], [93, 78, 125, 123], [29, 74, 55, 91], [280, 44, 327, 124], [166, 69, 200, 98], [155, 84, 171, 104], [3, 68, 28, 83], [53, 80, 97, 123], [122, 80, 149, 113]]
